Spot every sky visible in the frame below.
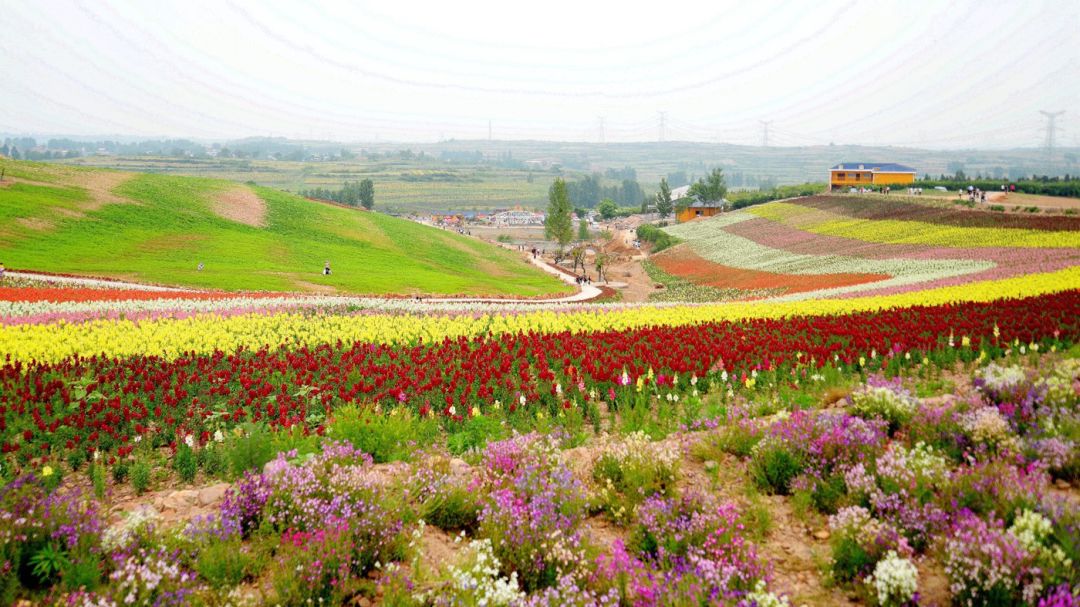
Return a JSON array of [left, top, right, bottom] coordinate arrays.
[[2, 0, 1078, 148]]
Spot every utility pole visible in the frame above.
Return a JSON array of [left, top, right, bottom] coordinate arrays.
[[1040, 110, 1065, 160], [597, 116, 605, 143], [759, 120, 773, 147], [658, 111, 667, 142]]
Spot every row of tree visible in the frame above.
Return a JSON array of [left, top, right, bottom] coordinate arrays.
[[298, 179, 375, 209], [565, 173, 647, 208]]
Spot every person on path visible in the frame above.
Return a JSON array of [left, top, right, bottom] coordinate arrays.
[[323, 261, 332, 276]]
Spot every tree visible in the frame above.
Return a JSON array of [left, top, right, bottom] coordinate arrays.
[[594, 251, 610, 283], [688, 167, 727, 203], [545, 178, 574, 253], [359, 179, 375, 210], [570, 245, 587, 273], [655, 178, 673, 218], [578, 218, 589, 241], [597, 198, 619, 220]]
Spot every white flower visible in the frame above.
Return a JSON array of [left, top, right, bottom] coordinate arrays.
[[213, 429, 224, 443], [869, 550, 918, 607], [448, 405, 457, 416], [184, 434, 194, 448]]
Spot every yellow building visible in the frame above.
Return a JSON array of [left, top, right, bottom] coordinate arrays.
[[829, 163, 916, 190]]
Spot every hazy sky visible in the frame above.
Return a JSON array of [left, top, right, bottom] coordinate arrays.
[[3, 0, 1078, 147]]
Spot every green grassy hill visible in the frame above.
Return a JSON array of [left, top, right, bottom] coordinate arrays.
[[0, 161, 570, 297]]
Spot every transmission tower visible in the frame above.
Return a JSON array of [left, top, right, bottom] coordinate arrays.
[[759, 120, 773, 147], [658, 112, 667, 142], [597, 116, 606, 143], [1040, 110, 1065, 159], [488, 119, 492, 142]]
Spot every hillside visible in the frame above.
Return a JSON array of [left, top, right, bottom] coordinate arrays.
[[0, 160, 571, 297], [654, 194, 1080, 302]]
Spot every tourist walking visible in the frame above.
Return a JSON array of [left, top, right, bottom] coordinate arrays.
[[323, 261, 332, 276]]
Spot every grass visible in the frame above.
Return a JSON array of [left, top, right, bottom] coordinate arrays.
[[0, 160, 571, 297]]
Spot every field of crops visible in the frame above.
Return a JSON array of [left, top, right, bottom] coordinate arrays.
[[2, 188, 1078, 606], [657, 195, 1080, 301]]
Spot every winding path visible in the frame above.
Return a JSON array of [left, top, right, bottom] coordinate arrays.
[[5, 252, 603, 305]]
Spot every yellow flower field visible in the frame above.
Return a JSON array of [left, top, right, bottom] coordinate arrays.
[[3, 266, 1078, 364]]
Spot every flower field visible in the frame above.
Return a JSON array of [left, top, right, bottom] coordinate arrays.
[[658, 196, 1080, 301], [2, 194, 1079, 605]]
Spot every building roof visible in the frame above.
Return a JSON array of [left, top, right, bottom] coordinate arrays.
[[830, 162, 916, 173], [687, 198, 729, 208]]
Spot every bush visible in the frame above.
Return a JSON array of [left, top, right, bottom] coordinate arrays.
[[326, 404, 438, 462], [130, 460, 152, 495], [749, 438, 805, 495], [196, 443, 227, 478], [448, 413, 508, 455], [174, 442, 197, 483], [635, 224, 679, 252], [223, 423, 276, 477], [111, 462, 129, 484], [591, 432, 679, 523], [848, 378, 919, 434], [196, 538, 257, 588]]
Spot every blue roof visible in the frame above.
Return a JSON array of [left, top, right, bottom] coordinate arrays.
[[830, 162, 916, 172]]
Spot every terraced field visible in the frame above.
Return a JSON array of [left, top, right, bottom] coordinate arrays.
[[658, 195, 1080, 301]]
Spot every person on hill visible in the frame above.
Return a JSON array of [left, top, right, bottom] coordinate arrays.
[[197, 262, 204, 272], [323, 261, 332, 276], [0, 261, 5, 281]]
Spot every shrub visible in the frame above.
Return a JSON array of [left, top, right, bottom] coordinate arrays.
[[447, 413, 508, 455], [591, 431, 679, 522], [130, 460, 152, 495], [411, 464, 481, 533], [111, 462, 129, 484], [174, 442, 197, 483], [943, 512, 1050, 606], [326, 404, 438, 462], [478, 433, 588, 591], [223, 423, 275, 477], [849, 377, 919, 433], [867, 550, 919, 607], [750, 437, 805, 494], [828, 506, 911, 585], [635, 224, 679, 252], [196, 537, 257, 588], [422, 538, 524, 606]]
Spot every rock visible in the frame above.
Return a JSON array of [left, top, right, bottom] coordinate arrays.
[[703, 460, 719, 472], [1054, 479, 1072, 490], [357, 598, 372, 607], [161, 489, 199, 511], [198, 483, 230, 506], [813, 529, 831, 540]]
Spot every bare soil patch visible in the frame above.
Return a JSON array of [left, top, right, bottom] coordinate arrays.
[[71, 170, 135, 210], [212, 185, 268, 227], [15, 217, 53, 231]]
